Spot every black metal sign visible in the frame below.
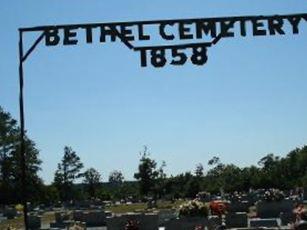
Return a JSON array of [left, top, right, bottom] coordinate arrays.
[[17, 13, 306, 229], [20, 13, 307, 68]]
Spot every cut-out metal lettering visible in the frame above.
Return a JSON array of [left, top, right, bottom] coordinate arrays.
[[17, 13, 307, 229]]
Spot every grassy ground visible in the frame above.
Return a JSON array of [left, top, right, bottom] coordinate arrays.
[[106, 201, 183, 214], [105, 200, 185, 214], [106, 203, 147, 214]]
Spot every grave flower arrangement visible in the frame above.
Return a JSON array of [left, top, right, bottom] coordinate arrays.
[[179, 200, 209, 218], [209, 200, 228, 216], [263, 189, 285, 202]]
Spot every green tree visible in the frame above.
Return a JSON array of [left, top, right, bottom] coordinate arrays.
[[165, 172, 193, 199], [257, 154, 281, 188], [208, 156, 220, 166], [54, 146, 83, 201], [109, 170, 124, 185], [195, 163, 204, 177], [83, 168, 101, 198], [134, 146, 159, 196], [153, 161, 167, 199], [107, 170, 125, 200], [0, 106, 42, 204], [185, 177, 201, 198], [41, 184, 60, 205]]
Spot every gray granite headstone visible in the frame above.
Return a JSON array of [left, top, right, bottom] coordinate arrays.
[[3, 207, 17, 219], [280, 211, 296, 226], [164, 217, 210, 230], [228, 201, 250, 213], [28, 215, 41, 229], [256, 200, 293, 218], [158, 209, 177, 226], [250, 218, 279, 228], [225, 212, 248, 228], [106, 213, 158, 230], [73, 210, 106, 227]]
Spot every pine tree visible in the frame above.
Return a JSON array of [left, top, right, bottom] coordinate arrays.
[[0, 106, 42, 204], [54, 146, 83, 201]]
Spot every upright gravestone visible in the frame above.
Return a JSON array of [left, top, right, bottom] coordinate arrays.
[[50, 211, 73, 229], [106, 213, 159, 230], [280, 211, 296, 226], [73, 210, 106, 227], [208, 215, 222, 229], [304, 188, 307, 201], [164, 217, 209, 230], [225, 212, 248, 228], [3, 207, 17, 219], [28, 215, 41, 230], [0, 212, 7, 223], [256, 199, 294, 218], [228, 201, 250, 213], [158, 209, 177, 226], [250, 218, 279, 228]]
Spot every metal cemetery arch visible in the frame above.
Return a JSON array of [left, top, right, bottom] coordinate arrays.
[[18, 13, 307, 229]]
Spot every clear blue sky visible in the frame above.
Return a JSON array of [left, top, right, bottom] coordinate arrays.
[[1, 0, 307, 184]]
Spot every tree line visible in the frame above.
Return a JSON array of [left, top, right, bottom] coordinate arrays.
[[0, 106, 306, 205]]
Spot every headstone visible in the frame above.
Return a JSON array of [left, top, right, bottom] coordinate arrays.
[[164, 217, 209, 230], [208, 215, 222, 229], [53, 201, 63, 210], [304, 189, 307, 201], [105, 210, 112, 217], [50, 212, 73, 228], [225, 212, 248, 228], [0, 213, 7, 223], [256, 200, 294, 218], [250, 218, 279, 228], [106, 213, 158, 230], [240, 194, 254, 206], [228, 201, 250, 213], [196, 192, 211, 202], [3, 207, 17, 219], [28, 215, 41, 229], [280, 211, 296, 226], [55, 211, 71, 223], [75, 200, 91, 210], [50, 221, 72, 229], [73, 210, 106, 227], [158, 209, 177, 226]]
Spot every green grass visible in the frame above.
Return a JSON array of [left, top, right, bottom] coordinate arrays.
[[0, 216, 24, 229], [106, 203, 147, 214], [106, 200, 186, 214]]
